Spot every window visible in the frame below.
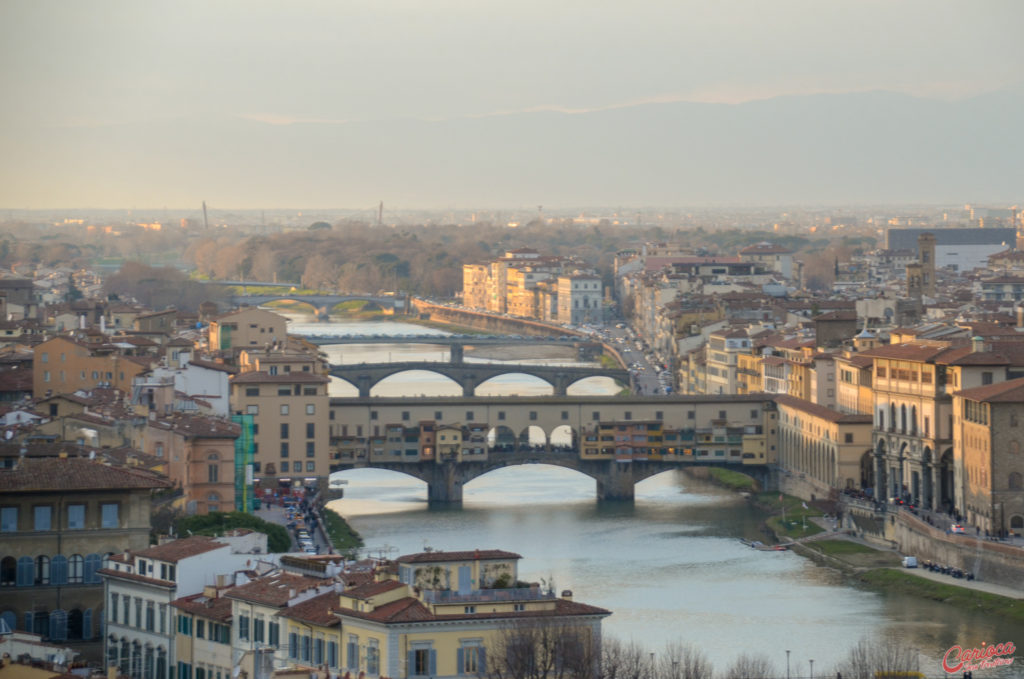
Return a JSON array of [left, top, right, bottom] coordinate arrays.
[[435, 411, 443, 420], [460, 645, 485, 675], [982, 371, 994, 386], [245, 387, 259, 396], [146, 601, 155, 631], [464, 606, 476, 614], [498, 411, 505, 421], [370, 411, 378, 420], [159, 604, 167, 633], [306, 423, 315, 438], [315, 638, 325, 665], [688, 411, 695, 420], [68, 554, 84, 584], [289, 632, 299, 660], [280, 461, 289, 472], [411, 648, 435, 676], [34, 555, 49, 585], [327, 641, 338, 668], [347, 636, 359, 670], [306, 404, 315, 415], [592, 411, 600, 421], [402, 411, 410, 421], [34, 506, 52, 531], [466, 411, 474, 421], [280, 423, 290, 438], [306, 442, 315, 458], [367, 640, 379, 675], [280, 442, 289, 458], [110, 593, 118, 623], [196, 619, 205, 639], [301, 634, 311, 662], [238, 615, 249, 640], [624, 411, 632, 420], [208, 465, 219, 483], [529, 411, 537, 421], [844, 433, 854, 443], [306, 461, 315, 472], [280, 404, 289, 416], [269, 621, 279, 647], [101, 504, 119, 528], [246, 405, 259, 415], [253, 618, 264, 643], [562, 410, 569, 420]]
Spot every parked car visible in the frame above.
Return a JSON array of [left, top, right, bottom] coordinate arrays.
[[950, 524, 966, 534], [902, 556, 918, 568]]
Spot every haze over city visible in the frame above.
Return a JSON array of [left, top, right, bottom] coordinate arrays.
[[2, 1, 1022, 209]]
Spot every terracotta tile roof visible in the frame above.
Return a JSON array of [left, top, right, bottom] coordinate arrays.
[[396, 549, 522, 564], [226, 572, 326, 607], [955, 376, 1024, 403], [136, 536, 228, 563], [188, 358, 237, 374], [0, 456, 171, 492], [774, 395, 873, 424], [277, 591, 340, 627], [338, 596, 610, 625], [341, 579, 406, 600], [172, 592, 234, 621], [857, 343, 952, 362]]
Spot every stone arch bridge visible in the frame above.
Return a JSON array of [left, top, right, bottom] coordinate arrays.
[[329, 362, 631, 397]]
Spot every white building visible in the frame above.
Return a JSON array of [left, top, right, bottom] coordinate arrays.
[[99, 535, 274, 679], [557, 274, 603, 325]]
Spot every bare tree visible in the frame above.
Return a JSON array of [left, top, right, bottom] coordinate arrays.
[[661, 642, 714, 679], [600, 638, 651, 679], [836, 637, 919, 679], [720, 653, 776, 679], [486, 618, 602, 679]]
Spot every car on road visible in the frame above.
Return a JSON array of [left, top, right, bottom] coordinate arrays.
[[901, 556, 918, 568], [950, 524, 966, 534]]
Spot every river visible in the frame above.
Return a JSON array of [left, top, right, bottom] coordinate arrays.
[[285, 312, 1023, 677]]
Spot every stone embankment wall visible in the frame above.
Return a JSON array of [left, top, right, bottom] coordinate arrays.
[[844, 501, 1024, 588]]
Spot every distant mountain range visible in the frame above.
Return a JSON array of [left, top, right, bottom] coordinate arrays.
[[4, 88, 1022, 209]]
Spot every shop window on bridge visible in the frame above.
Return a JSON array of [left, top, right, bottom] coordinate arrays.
[[498, 412, 505, 420], [370, 411, 378, 420], [402, 411, 410, 421], [592, 411, 600, 421], [530, 412, 537, 421], [435, 411, 443, 420], [466, 411, 474, 421], [624, 412, 632, 420], [562, 411, 569, 420], [688, 411, 695, 419]]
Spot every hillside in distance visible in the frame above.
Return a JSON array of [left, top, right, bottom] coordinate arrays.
[[4, 88, 1022, 208]]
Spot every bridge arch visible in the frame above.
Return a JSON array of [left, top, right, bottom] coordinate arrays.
[[565, 375, 628, 395], [487, 426, 517, 453], [475, 373, 555, 396], [517, 426, 547, 450], [369, 370, 462, 397], [263, 298, 323, 315]]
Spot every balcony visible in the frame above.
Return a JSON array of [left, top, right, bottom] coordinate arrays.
[[420, 587, 556, 604]]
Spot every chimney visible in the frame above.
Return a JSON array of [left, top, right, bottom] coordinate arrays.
[[561, 590, 573, 601], [1017, 306, 1023, 329], [972, 336, 986, 353]]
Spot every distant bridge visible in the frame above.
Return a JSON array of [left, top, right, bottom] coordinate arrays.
[[228, 293, 406, 313], [329, 360, 630, 397]]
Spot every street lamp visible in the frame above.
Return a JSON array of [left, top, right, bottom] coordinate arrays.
[[810, 659, 814, 679], [786, 651, 790, 679]]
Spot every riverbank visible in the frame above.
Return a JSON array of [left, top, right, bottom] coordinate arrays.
[[684, 468, 1024, 622]]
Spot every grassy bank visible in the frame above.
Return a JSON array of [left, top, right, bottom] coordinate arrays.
[[756, 492, 825, 540], [704, 467, 759, 492], [804, 539, 900, 568], [858, 568, 1024, 623], [322, 506, 364, 558]]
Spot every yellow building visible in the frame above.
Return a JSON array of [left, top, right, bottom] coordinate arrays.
[[327, 550, 610, 679], [32, 336, 149, 399], [834, 352, 874, 415], [229, 371, 330, 490], [953, 377, 1024, 536], [736, 352, 763, 395], [172, 587, 234, 679], [776, 394, 874, 498], [209, 308, 288, 354]]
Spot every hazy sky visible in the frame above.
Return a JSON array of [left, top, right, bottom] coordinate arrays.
[[1, 1, 1022, 208]]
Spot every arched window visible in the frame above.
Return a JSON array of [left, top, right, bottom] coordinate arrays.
[[69, 554, 84, 584], [31, 610, 48, 636], [0, 610, 15, 634], [1009, 472, 1023, 491], [0, 556, 15, 586], [82, 609, 92, 640], [890, 403, 897, 430], [901, 404, 907, 433], [911, 405, 917, 434], [1011, 515, 1024, 530], [34, 555, 50, 585], [156, 648, 167, 679]]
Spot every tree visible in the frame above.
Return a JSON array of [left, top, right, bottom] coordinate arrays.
[[659, 642, 713, 679], [487, 618, 602, 679], [836, 637, 919, 679], [308, 221, 332, 230], [720, 653, 775, 679]]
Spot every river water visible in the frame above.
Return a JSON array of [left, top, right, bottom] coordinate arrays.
[[285, 313, 1023, 677]]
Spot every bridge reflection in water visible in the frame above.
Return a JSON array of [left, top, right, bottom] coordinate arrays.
[[328, 394, 778, 503]]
